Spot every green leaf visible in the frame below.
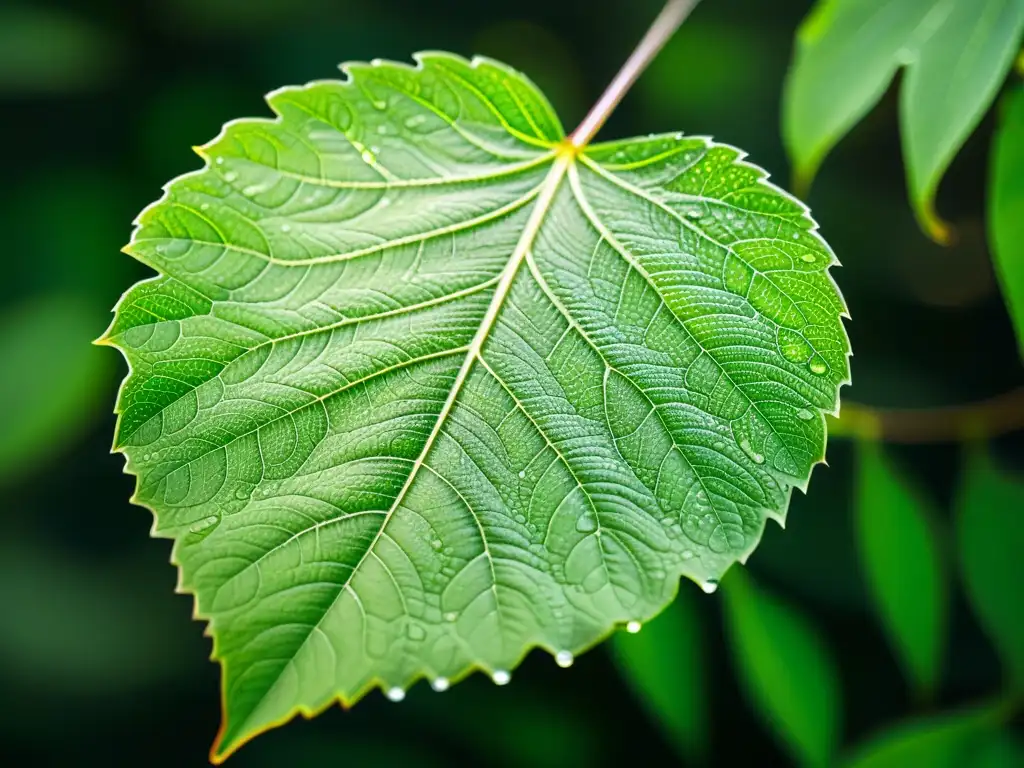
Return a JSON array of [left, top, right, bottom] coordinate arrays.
[[990, 84, 1024, 360], [0, 5, 119, 95], [955, 447, 1024, 690], [722, 569, 842, 768], [783, 0, 1024, 242], [611, 587, 706, 762], [843, 700, 1010, 768], [0, 294, 111, 486], [855, 441, 946, 697], [103, 53, 850, 761]]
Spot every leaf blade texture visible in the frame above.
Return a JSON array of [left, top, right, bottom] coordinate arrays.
[[722, 569, 842, 768], [855, 441, 947, 697], [103, 53, 850, 761], [955, 447, 1024, 690], [783, 0, 1024, 241], [990, 84, 1024, 360]]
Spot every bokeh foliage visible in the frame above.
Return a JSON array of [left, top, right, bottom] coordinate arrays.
[[1, 0, 1021, 765]]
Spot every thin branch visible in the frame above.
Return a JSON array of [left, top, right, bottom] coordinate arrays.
[[827, 387, 1024, 443], [569, 0, 702, 148]]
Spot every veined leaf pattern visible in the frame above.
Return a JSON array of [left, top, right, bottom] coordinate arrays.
[[102, 53, 850, 761]]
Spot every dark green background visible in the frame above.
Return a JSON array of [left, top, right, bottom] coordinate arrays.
[[1, 0, 1021, 765]]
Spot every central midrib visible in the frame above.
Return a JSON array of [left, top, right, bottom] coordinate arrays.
[[233, 151, 573, 734]]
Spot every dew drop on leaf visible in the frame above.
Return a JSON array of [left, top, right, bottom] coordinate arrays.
[[385, 687, 405, 702], [431, 677, 449, 692], [555, 650, 574, 668], [801, 253, 816, 263], [626, 621, 642, 634], [701, 579, 719, 594], [808, 356, 828, 375], [796, 408, 813, 421], [189, 515, 220, 535], [491, 670, 511, 685]]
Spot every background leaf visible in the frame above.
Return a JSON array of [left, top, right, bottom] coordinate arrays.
[[0, 293, 112, 486], [855, 440, 946, 698], [989, 84, 1024, 360], [955, 446, 1024, 690], [843, 700, 1010, 768], [610, 587, 707, 762], [103, 52, 850, 760], [0, 5, 120, 95], [722, 568, 842, 768], [783, 0, 1024, 241]]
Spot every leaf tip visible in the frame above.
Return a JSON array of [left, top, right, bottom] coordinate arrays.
[[917, 200, 955, 246]]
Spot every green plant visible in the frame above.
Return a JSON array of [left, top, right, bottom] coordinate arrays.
[[99, 0, 1024, 764]]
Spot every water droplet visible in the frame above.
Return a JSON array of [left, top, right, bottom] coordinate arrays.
[[626, 621, 642, 634], [142, 453, 151, 461], [280, 224, 291, 233], [405, 115, 426, 129], [200, 203, 210, 211], [234, 487, 250, 500], [701, 579, 719, 594], [189, 515, 220, 534], [796, 408, 814, 421], [215, 157, 225, 165], [687, 208, 702, 219], [242, 185, 260, 197], [518, 470, 526, 479], [555, 650, 573, 668], [431, 677, 449, 692], [386, 687, 405, 702], [430, 538, 442, 550], [370, 145, 381, 154], [224, 171, 237, 182], [443, 611, 457, 622], [406, 623, 426, 641], [682, 550, 694, 560], [360, 149, 375, 164], [373, 100, 387, 111], [792, 232, 800, 240], [808, 357, 828, 375], [492, 670, 511, 685], [739, 438, 765, 464], [575, 514, 597, 533], [801, 253, 816, 263], [713, 441, 726, 450]]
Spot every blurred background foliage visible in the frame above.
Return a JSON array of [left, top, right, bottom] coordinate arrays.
[[0, 0, 1021, 765]]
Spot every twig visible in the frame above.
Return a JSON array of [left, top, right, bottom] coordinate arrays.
[[569, 0, 702, 148], [828, 388, 1024, 443]]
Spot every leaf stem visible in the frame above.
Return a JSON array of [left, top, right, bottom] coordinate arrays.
[[569, 0, 702, 148], [828, 388, 1024, 443]]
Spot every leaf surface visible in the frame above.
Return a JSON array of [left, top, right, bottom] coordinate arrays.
[[855, 441, 946, 697], [784, 0, 1024, 241], [990, 84, 1024, 359], [103, 53, 850, 760], [611, 587, 706, 762], [722, 569, 842, 768], [955, 447, 1024, 689]]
